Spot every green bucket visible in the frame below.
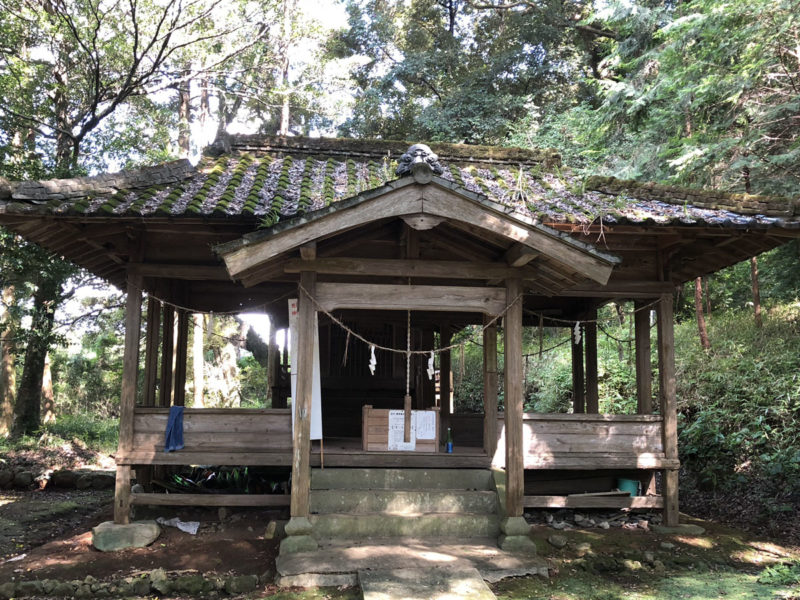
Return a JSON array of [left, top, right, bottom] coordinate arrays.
[[617, 478, 640, 496]]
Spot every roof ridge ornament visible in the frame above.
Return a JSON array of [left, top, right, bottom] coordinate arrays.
[[396, 144, 444, 183]]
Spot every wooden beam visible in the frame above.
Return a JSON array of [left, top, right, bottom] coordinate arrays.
[[483, 315, 498, 457], [143, 297, 161, 407], [130, 493, 290, 507], [504, 278, 524, 518], [223, 186, 425, 277], [284, 257, 535, 281], [290, 271, 316, 518], [315, 283, 506, 314], [635, 301, 653, 414], [524, 495, 664, 509], [571, 328, 585, 414], [505, 243, 539, 267], [559, 281, 676, 298], [584, 318, 599, 414], [656, 293, 679, 527], [129, 263, 230, 280], [114, 266, 143, 524], [423, 186, 617, 284]]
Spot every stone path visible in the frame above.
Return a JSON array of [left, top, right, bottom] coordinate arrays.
[[276, 537, 548, 587], [359, 566, 496, 600]]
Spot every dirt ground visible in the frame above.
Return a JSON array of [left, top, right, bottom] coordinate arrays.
[[0, 490, 284, 584]]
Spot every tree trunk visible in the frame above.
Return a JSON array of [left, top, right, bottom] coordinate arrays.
[[192, 313, 205, 407], [177, 70, 191, 157], [13, 275, 63, 436], [750, 256, 763, 328], [278, 0, 297, 135], [42, 352, 55, 424], [0, 285, 16, 437], [694, 277, 711, 350]]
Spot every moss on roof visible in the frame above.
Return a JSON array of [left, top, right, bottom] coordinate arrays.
[[1, 136, 798, 230]]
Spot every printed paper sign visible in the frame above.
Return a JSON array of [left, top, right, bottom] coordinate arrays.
[[388, 409, 415, 451], [414, 411, 436, 440]]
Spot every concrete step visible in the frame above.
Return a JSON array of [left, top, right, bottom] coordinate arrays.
[[311, 468, 494, 491], [311, 489, 498, 515], [310, 513, 501, 539]]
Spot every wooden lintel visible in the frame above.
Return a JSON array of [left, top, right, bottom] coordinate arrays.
[[129, 263, 230, 281], [315, 282, 506, 314], [284, 257, 532, 281], [504, 243, 539, 267], [559, 281, 676, 298]]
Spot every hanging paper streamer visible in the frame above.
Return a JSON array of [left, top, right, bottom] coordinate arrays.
[[369, 344, 377, 375], [573, 321, 582, 345], [427, 351, 435, 380]]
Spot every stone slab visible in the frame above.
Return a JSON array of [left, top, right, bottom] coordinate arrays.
[[311, 468, 493, 491], [92, 520, 160, 552], [277, 538, 548, 585], [310, 513, 500, 539], [652, 524, 706, 536], [276, 573, 358, 588], [359, 567, 496, 600]]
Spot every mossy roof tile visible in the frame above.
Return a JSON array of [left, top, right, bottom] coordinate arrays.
[[2, 135, 798, 229]]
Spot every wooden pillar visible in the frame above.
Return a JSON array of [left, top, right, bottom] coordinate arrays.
[[584, 316, 599, 414], [266, 318, 277, 406], [173, 309, 189, 407], [483, 314, 498, 457], [114, 269, 143, 524], [192, 313, 205, 408], [290, 271, 316, 518], [635, 301, 653, 414], [143, 297, 161, 407], [504, 278, 524, 517], [439, 324, 452, 431], [656, 293, 679, 526], [571, 325, 585, 414], [158, 304, 175, 407]]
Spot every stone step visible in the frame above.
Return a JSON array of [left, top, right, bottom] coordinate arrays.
[[276, 537, 549, 588], [310, 513, 501, 539], [311, 489, 498, 515], [359, 567, 497, 600], [311, 468, 494, 491]]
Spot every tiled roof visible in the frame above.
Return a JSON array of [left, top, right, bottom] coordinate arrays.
[[1, 135, 798, 230]]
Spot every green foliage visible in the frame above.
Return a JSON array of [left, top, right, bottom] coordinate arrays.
[[41, 413, 119, 454], [675, 303, 800, 489], [238, 354, 269, 408], [522, 0, 800, 195], [335, 0, 586, 143], [758, 561, 800, 586]]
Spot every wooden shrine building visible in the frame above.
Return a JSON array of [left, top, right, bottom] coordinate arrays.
[[1, 135, 799, 550]]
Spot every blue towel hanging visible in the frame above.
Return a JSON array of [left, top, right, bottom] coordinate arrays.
[[164, 406, 185, 452]]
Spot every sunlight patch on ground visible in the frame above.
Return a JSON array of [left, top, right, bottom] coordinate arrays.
[[674, 535, 715, 549]]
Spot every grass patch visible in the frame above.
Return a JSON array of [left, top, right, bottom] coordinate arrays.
[[0, 413, 118, 455], [492, 569, 799, 600]]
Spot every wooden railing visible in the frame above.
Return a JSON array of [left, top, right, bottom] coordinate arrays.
[[495, 413, 677, 470], [117, 407, 292, 466]]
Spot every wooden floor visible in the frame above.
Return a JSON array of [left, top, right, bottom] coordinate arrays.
[[311, 437, 491, 468]]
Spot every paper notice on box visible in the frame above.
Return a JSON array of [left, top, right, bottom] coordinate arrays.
[[414, 411, 436, 440], [388, 409, 415, 451]]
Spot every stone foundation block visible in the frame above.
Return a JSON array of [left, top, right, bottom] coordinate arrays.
[[92, 520, 161, 552]]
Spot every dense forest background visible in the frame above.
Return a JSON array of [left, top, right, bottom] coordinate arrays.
[[1, 0, 799, 536]]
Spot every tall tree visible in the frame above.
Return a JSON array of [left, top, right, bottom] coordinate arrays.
[[525, 0, 800, 195], [334, 0, 589, 143]]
